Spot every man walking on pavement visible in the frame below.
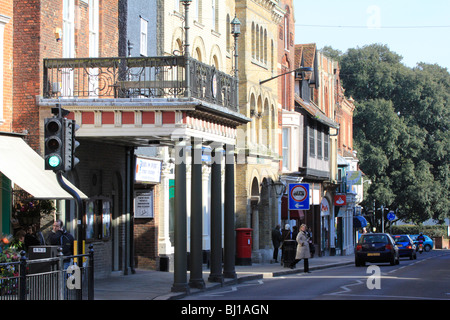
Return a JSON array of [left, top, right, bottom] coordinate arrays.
[[271, 224, 282, 263]]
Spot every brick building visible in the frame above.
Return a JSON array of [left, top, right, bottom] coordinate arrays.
[[0, 0, 13, 236]]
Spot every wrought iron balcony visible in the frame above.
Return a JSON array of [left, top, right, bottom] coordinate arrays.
[[43, 56, 238, 112]]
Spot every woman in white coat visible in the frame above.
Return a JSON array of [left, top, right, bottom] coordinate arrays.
[[289, 224, 311, 272]]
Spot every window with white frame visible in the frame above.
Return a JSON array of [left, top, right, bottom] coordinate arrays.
[[62, 0, 75, 97], [317, 125, 323, 159], [212, 0, 218, 31], [282, 128, 290, 170], [88, 0, 99, 97], [309, 125, 315, 156], [89, 0, 99, 58], [0, 15, 10, 123], [324, 131, 329, 160], [140, 17, 148, 56], [63, 0, 74, 58]]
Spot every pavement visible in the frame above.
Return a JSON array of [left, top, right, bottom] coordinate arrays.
[[93, 254, 355, 300]]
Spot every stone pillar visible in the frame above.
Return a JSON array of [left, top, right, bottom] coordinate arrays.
[[171, 138, 189, 293], [208, 144, 223, 283], [223, 144, 236, 279], [189, 138, 205, 289]]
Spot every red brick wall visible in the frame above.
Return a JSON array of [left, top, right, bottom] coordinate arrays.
[[12, 0, 118, 153], [278, 0, 295, 170], [0, 0, 13, 133], [12, 0, 41, 150], [133, 184, 160, 270]]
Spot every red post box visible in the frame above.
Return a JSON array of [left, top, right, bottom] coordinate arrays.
[[236, 228, 252, 265]]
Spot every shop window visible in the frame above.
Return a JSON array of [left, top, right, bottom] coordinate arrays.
[[85, 196, 111, 240]]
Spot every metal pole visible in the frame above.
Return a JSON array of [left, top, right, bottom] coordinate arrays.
[[19, 250, 27, 300], [234, 33, 239, 111], [56, 171, 83, 262], [183, 1, 191, 98], [88, 244, 94, 300], [58, 247, 65, 300]]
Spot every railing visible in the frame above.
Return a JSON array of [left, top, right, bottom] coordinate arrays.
[[0, 245, 94, 300], [43, 56, 238, 112]]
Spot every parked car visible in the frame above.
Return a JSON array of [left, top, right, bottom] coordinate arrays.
[[410, 234, 434, 252], [393, 235, 416, 260], [355, 233, 399, 267]]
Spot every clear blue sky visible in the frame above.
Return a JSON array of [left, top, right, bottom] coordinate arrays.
[[294, 0, 450, 70]]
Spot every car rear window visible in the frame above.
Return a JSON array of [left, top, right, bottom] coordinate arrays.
[[394, 236, 409, 242], [360, 235, 388, 244]]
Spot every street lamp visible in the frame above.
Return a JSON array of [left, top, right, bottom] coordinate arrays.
[[231, 15, 241, 111], [181, 0, 192, 98], [271, 178, 286, 224]]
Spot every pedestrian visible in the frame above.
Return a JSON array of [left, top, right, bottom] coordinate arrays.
[[307, 227, 315, 257], [47, 219, 74, 256], [292, 226, 299, 244], [289, 224, 311, 272], [281, 224, 291, 241], [271, 224, 282, 263], [24, 225, 41, 249]]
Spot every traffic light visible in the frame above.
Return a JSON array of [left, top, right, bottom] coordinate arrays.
[[44, 117, 64, 171], [63, 118, 80, 171]]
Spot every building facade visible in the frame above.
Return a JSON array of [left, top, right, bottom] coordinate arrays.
[[0, 0, 13, 236], [234, 0, 285, 263]]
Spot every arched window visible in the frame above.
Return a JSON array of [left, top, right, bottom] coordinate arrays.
[[252, 22, 255, 59], [256, 25, 260, 61], [284, 6, 290, 51], [226, 14, 231, 53], [264, 29, 267, 64]]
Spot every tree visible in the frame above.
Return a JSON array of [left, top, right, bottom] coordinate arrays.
[[334, 44, 450, 224]]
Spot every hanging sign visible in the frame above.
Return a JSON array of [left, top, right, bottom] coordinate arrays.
[[334, 194, 347, 206], [135, 157, 162, 183]]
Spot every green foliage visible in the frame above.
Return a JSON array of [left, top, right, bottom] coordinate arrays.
[[390, 225, 448, 238], [328, 44, 450, 224]]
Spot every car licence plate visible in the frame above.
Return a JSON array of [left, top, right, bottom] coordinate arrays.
[[367, 253, 380, 256]]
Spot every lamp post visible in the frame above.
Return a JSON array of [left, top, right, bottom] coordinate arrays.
[[231, 15, 241, 111], [181, 0, 192, 98], [272, 178, 286, 224]]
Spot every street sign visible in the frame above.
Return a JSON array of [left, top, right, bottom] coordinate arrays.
[[387, 211, 396, 221], [288, 183, 310, 210]]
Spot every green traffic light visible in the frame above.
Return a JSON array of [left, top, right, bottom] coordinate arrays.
[[48, 155, 61, 168]]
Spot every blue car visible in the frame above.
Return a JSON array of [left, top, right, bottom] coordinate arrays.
[[393, 235, 417, 260], [410, 234, 434, 252]]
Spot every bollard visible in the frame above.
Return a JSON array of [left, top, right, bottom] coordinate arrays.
[[19, 250, 27, 300], [88, 244, 94, 300], [57, 247, 65, 300]]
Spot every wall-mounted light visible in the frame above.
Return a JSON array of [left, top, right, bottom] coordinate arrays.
[[54, 28, 62, 42]]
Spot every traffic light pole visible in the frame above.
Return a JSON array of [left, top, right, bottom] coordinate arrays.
[[56, 171, 84, 261]]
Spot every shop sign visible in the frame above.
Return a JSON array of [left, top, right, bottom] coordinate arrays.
[[334, 194, 346, 206], [321, 198, 330, 216], [135, 157, 162, 183]]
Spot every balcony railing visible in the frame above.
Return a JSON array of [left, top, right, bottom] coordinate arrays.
[[43, 56, 238, 112]]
